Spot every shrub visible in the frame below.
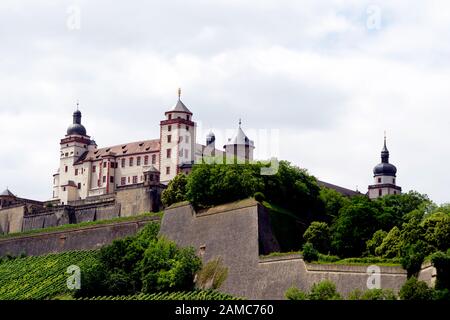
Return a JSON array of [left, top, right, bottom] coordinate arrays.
[[366, 230, 387, 256], [285, 287, 308, 300], [161, 173, 188, 207], [399, 277, 434, 300], [303, 221, 330, 253], [302, 242, 318, 262], [196, 257, 229, 290], [308, 280, 341, 300], [400, 240, 433, 276], [253, 192, 265, 202], [375, 226, 401, 258], [431, 250, 450, 290], [76, 222, 202, 297], [139, 238, 202, 293], [349, 288, 397, 300]]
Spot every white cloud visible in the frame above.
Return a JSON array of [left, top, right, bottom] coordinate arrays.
[[0, 0, 449, 204]]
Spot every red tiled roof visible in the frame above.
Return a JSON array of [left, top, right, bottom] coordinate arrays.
[[75, 139, 160, 164]]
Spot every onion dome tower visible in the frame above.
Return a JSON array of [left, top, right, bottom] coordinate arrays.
[[368, 133, 402, 199]]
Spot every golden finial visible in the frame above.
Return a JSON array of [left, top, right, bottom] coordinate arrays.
[[178, 88, 181, 100]]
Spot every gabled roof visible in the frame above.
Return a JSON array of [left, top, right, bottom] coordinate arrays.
[[75, 139, 160, 164]]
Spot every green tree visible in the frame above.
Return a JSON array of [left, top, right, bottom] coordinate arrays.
[[421, 212, 450, 251], [331, 196, 382, 257], [399, 277, 434, 300], [431, 250, 450, 290], [375, 191, 431, 229], [375, 226, 401, 258], [319, 187, 350, 221], [366, 230, 387, 256], [161, 173, 188, 207], [303, 221, 331, 253]]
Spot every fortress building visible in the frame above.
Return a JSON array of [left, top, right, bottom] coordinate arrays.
[[368, 135, 402, 199], [52, 90, 255, 204]]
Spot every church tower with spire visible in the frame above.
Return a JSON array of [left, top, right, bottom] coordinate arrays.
[[368, 134, 402, 199], [159, 89, 196, 183]]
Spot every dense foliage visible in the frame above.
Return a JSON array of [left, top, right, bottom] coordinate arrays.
[[0, 250, 98, 300], [162, 161, 448, 283], [76, 222, 202, 297]]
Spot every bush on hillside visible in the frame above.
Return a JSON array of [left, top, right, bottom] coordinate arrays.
[[303, 221, 331, 253], [399, 277, 434, 300], [161, 173, 188, 207], [302, 242, 318, 262], [75, 222, 202, 297]]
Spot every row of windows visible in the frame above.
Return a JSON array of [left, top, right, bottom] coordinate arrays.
[[166, 134, 190, 143], [167, 115, 191, 121], [121, 154, 157, 168]]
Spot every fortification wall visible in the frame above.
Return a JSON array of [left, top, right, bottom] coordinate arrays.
[[159, 200, 409, 299], [0, 206, 25, 234], [0, 216, 159, 256], [116, 186, 160, 217]]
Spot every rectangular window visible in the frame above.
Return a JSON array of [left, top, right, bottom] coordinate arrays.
[[121, 177, 126, 185], [186, 126, 189, 131], [132, 176, 138, 184], [377, 177, 381, 183], [185, 149, 188, 158], [179, 136, 183, 143], [75, 169, 78, 176], [179, 149, 183, 157], [129, 157, 134, 166], [103, 176, 106, 183], [144, 155, 149, 165], [166, 149, 171, 158], [110, 176, 114, 183], [167, 135, 171, 143], [168, 125, 171, 132], [77, 183, 81, 189], [65, 166, 68, 173], [378, 189, 382, 196], [103, 162, 107, 168], [128, 177, 130, 183], [152, 154, 156, 164], [121, 158, 126, 168], [137, 156, 141, 166], [166, 166, 170, 175]]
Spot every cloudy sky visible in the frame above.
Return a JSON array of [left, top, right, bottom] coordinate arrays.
[[0, 0, 449, 204]]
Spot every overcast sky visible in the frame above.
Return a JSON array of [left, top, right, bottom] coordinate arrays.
[[0, 1, 449, 204]]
